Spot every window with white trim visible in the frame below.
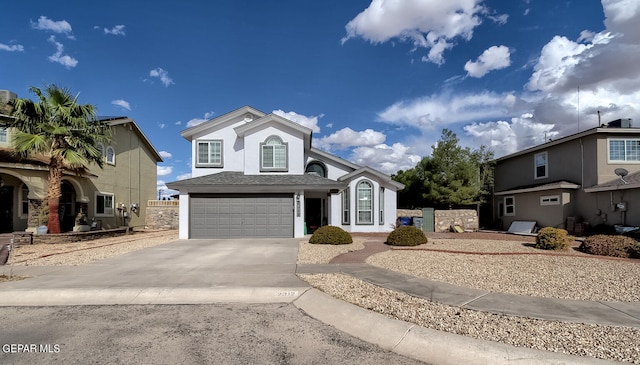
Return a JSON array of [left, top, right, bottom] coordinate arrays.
[[95, 193, 114, 216], [609, 138, 640, 162], [261, 136, 287, 171], [534, 152, 548, 179], [106, 146, 115, 165], [540, 195, 560, 206], [504, 196, 515, 216], [357, 181, 373, 224], [20, 184, 29, 218], [341, 187, 350, 224], [379, 187, 384, 225], [196, 140, 223, 167]]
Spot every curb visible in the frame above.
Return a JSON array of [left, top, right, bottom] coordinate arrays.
[[293, 288, 618, 365]]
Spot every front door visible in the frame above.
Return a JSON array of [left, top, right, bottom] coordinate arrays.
[[0, 186, 13, 233], [305, 198, 323, 234]]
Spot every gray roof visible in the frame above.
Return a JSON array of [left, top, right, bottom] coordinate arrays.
[[167, 171, 347, 193], [584, 170, 640, 192]]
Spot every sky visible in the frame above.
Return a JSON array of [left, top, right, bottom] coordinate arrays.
[[2, 0, 639, 197]]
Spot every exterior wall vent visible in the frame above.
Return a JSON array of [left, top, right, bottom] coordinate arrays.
[[607, 118, 632, 128]]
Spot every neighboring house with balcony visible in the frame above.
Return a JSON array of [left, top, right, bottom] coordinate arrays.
[[0, 89, 163, 233], [167, 106, 404, 239], [493, 118, 640, 233]]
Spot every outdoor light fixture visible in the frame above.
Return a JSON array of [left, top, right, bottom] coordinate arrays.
[[130, 203, 139, 212]]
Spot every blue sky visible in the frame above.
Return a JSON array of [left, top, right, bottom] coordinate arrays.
[[2, 0, 639, 196]]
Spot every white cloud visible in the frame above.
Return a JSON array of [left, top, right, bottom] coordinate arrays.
[[47, 36, 78, 68], [342, 0, 485, 64], [111, 99, 130, 110], [157, 165, 173, 176], [186, 111, 215, 128], [149, 67, 174, 87], [272, 109, 322, 133], [379, 91, 517, 130], [314, 127, 386, 150], [104, 25, 126, 36], [464, 45, 511, 78], [159, 151, 172, 159], [176, 173, 192, 180], [0, 43, 24, 52], [350, 143, 421, 175], [31, 16, 73, 37]]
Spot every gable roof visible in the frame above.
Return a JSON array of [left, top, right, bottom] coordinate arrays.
[[309, 147, 361, 171], [338, 166, 405, 189], [167, 171, 346, 193], [181, 106, 266, 141], [99, 117, 163, 162], [496, 126, 640, 162], [584, 170, 640, 192]]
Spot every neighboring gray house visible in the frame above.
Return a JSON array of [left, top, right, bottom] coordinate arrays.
[[167, 106, 404, 239], [493, 119, 640, 233]]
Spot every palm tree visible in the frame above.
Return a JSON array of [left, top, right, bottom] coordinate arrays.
[[7, 85, 112, 234]]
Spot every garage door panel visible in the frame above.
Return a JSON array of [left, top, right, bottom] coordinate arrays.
[[190, 195, 293, 238]]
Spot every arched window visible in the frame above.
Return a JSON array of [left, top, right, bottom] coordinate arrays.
[[305, 161, 326, 177], [106, 146, 115, 165], [261, 136, 287, 171], [356, 180, 373, 224]]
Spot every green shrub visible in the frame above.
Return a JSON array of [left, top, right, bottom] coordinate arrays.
[[535, 227, 573, 250], [309, 226, 353, 245], [579, 234, 640, 259], [386, 226, 428, 246]]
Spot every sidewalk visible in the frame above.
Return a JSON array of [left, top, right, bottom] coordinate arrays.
[[296, 239, 640, 328]]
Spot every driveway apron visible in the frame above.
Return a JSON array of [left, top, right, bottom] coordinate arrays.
[[0, 238, 310, 306]]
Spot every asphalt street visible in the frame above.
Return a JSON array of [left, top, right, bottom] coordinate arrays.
[[0, 303, 427, 365]]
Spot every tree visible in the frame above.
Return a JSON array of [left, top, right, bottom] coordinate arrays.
[[393, 129, 494, 209], [7, 85, 112, 234]]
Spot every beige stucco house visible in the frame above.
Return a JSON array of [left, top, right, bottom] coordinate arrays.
[[493, 119, 640, 234], [0, 90, 162, 233]]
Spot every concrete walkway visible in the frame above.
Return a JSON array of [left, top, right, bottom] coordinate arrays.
[[297, 240, 640, 328]]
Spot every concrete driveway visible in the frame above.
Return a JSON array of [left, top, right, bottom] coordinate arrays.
[[0, 238, 310, 306]]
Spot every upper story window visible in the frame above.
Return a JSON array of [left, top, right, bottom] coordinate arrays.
[[261, 135, 287, 172], [609, 138, 640, 162], [534, 152, 548, 179], [196, 140, 223, 167], [305, 161, 326, 177], [106, 146, 115, 165], [356, 180, 373, 225]]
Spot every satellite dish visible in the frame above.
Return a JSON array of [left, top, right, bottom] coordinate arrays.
[[615, 168, 629, 184]]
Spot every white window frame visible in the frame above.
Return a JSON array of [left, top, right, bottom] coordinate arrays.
[[95, 192, 114, 217], [19, 183, 29, 218], [504, 196, 515, 216], [341, 187, 350, 225], [608, 138, 640, 163], [356, 180, 373, 225], [260, 135, 288, 172], [540, 195, 560, 206], [196, 140, 223, 167], [379, 187, 385, 225], [106, 146, 116, 165], [534, 151, 548, 179]]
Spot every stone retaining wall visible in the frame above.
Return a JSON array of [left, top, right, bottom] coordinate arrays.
[[434, 209, 478, 232], [145, 201, 179, 230]]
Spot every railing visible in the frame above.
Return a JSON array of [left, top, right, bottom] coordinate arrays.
[[147, 200, 179, 207]]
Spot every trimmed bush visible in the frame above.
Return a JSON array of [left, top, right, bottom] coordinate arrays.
[[386, 226, 428, 246], [535, 227, 573, 250], [579, 234, 640, 259], [309, 226, 353, 245]]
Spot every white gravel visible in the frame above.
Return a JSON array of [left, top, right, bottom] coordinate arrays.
[[297, 239, 365, 264]]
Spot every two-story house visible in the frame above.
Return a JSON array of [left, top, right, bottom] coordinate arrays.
[[493, 118, 640, 233], [1, 89, 163, 232], [167, 106, 404, 239]]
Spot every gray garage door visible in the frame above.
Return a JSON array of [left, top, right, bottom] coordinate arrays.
[[190, 194, 293, 238]]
